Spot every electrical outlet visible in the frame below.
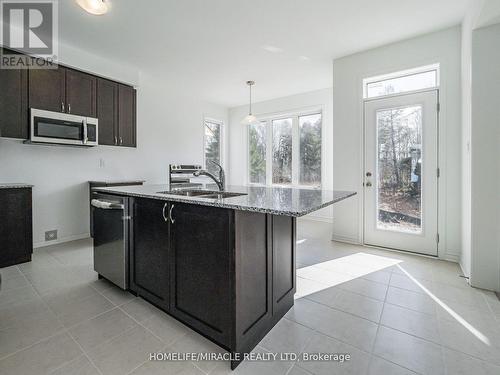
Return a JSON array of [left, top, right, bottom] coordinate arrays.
[[45, 230, 58, 241]]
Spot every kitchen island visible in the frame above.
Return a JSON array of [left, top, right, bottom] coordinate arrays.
[[92, 184, 355, 369]]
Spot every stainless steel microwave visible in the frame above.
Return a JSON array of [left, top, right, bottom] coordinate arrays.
[[29, 108, 98, 147]]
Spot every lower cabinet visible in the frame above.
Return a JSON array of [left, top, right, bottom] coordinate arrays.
[[0, 188, 33, 268], [169, 203, 234, 347], [129, 198, 170, 311]]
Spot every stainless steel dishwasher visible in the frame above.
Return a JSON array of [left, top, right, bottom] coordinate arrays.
[[91, 192, 129, 289]]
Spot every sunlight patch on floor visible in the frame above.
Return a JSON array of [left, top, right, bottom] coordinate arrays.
[[397, 264, 491, 346], [295, 252, 401, 299]]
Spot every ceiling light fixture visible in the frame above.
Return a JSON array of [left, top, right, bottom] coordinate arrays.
[[77, 0, 109, 15], [241, 81, 259, 125]]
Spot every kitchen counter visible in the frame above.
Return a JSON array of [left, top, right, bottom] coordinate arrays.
[[93, 183, 356, 217], [0, 183, 33, 189]]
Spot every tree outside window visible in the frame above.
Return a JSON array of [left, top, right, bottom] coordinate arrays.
[[204, 120, 222, 175]]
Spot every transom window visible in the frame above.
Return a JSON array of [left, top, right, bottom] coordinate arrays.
[[248, 111, 322, 187], [204, 119, 222, 175], [363, 64, 439, 99]]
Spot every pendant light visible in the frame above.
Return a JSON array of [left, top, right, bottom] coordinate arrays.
[[77, 0, 109, 15], [241, 81, 259, 125]]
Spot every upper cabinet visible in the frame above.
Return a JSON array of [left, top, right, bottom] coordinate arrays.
[[96, 79, 136, 147], [96, 78, 118, 146], [65, 69, 96, 117], [28, 67, 66, 113], [0, 49, 28, 139], [118, 84, 136, 147], [29, 66, 96, 117], [0, 48, 136, 147]]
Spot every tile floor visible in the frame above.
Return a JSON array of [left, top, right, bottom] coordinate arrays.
[[1, 220, 500, 375]]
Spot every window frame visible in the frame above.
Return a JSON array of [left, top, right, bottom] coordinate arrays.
[[247, 107, 323, 189], [203, 117, 224, 171], [363, 64, 440, 100]]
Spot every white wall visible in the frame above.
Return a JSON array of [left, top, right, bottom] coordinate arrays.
[[228, 88, 334, 221], [332, 27, 462, 260], [469, 23, 500, 291], [0, 47, 228, 247]]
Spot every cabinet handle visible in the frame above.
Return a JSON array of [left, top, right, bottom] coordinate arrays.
[[169, 204, 175, 224], [162, 203, 168, 222], [114, 136, 117, 145], [119, 137, 123, 145], [61, 102, 65, 112], [68, 103, 71, 113]]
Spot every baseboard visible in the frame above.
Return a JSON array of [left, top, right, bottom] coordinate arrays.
[[299, 215, 334, 224], [331, 234, 360, 245], [34, 232, 91, 249], [443, 252, 460, 263]]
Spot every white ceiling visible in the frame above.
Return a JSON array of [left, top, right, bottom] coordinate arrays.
[[58, 0, 469, 107]]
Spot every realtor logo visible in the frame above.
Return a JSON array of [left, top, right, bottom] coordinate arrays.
[[1, 0, 58, 68]]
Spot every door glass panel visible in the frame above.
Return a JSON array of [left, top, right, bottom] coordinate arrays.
[[376, 105, 422, 233], [299, 113, 322, 186], [272, 118, 292, 184]]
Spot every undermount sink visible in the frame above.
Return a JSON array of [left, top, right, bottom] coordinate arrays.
[[156, 189, 219, 197], [200, 192, 247, 199], [157, 190, 247, 199]]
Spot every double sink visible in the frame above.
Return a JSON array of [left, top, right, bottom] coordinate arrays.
[[157, 189, 247, 200]]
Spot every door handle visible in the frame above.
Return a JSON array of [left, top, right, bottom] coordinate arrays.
[[169, 204, 175, 224], [366, 182, 372, 187], [366, 172, 372, 177], [162, 203, 168, 222]]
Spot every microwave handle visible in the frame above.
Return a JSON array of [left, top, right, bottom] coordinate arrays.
[[83, 119, 88, 144]]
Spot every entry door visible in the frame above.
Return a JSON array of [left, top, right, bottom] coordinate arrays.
[[364, 90, 438, 255]]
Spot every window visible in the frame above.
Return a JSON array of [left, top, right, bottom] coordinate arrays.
[[204, 119, 222, 175], [363, 64, 439, 99], [248, 111, 322, 187]]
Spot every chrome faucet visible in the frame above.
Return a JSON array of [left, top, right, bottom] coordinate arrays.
[[193, 161, 225, 191]]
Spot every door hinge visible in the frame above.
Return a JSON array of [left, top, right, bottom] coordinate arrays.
[[437, 102, 441, 112], [436, 233, 440, 243], [437, 168, 440, 178]]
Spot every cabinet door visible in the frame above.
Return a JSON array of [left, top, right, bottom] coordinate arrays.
[[130, 198, 170, 311], [65, 69, 96, 117], [0, 49, 28, 139], [170, 203, 233, 346], [28, 67, 66, 112], [117, 84, 136, 147], [96, 78, 118, 146], [0, 188, 33, 268]]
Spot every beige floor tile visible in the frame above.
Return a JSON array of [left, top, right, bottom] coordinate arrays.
[[385, 286, 437, 315], [69, 307, 137, 352], [368, 356, 417, 374], [87, 325, 163, 375], [337, 277, 388, 301], [121, 297, 163, 323], [0, 332, 81, 375], [100, 285, 136, 306], [373, 326, 444, 375], [49, 355, 100, 375], [443, 347, 500, 375], [259, 317, 314, 353], [142, 310, 191, 345]]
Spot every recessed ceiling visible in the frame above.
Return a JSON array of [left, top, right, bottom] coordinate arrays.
[[58, 0, 469, 107]]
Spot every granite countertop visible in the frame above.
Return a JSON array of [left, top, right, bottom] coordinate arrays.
[[88, 180, 146, 184], [0, 183, 33, 189], [93, 184, 356, 217]]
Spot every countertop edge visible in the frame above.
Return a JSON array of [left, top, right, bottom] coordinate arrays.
[[92, 187, 357, 217]]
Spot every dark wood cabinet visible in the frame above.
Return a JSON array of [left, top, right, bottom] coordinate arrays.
[[117, 84, 136, 147], [96, 80, 136, 147], [130, 198, 170, 311], [0, 48, 137, 145], [0, 187, 33, 268], [96, 78, 118, 146], [65, 69, 96, 117], [0, 49, 28, 139], [28, 67, 66, 113], [170, 203, 234, 346]]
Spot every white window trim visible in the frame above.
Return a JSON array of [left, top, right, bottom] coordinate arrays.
[[363, 63, 440, 99], [203, 117, 224, 170], [247, 107, 323, 189]]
